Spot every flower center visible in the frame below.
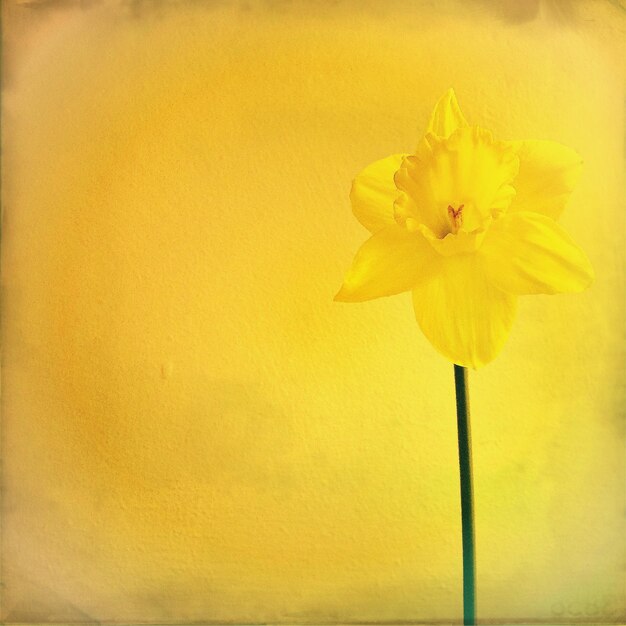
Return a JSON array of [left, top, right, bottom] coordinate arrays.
[[447, 204, 464, 234]]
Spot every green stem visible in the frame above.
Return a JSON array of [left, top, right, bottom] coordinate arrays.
[[454, 364, 476, 625]]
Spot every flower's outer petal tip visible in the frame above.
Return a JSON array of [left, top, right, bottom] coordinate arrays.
[[481, 211, 595, 295], [454, 358, 481, 371], [412, 258, 517, 370], [427, 88, 469, 138], [440, 86, 458, 104], [334, 225, 439, 304], [448, 345, 502, 370], [574, 250, 595, 292], [444, 86, 458, 102], [350, 154, 405, 233], [333, 285, 351, 302], [334, 281, 370, 302], [510, 140, 584, 220], [437, 86, 453, 102], [568, 241, 594, 293]]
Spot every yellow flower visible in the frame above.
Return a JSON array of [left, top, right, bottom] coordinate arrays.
[[335, 89, 594, 368]]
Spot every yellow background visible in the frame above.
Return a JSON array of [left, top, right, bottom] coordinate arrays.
[[2, 0, 624, 621]]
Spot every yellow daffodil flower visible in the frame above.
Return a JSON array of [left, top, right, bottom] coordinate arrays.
[[335, 89, 594, 368]]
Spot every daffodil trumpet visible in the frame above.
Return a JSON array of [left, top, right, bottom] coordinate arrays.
[[335, 90, 593, 623]]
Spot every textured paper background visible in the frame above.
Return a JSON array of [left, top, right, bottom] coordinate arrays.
[[1, 0, 625, 622]]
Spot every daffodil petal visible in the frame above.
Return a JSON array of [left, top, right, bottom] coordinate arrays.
[[509, 140, 583, 219], [335, 225, 440, 302], [426, 88, 469, 139], [412, 255, 517, 368], [350, 154, 406, 233], [480, 211, 594, 295]]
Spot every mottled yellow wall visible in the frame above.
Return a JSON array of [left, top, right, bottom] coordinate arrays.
[[2, 0, 624, 622]]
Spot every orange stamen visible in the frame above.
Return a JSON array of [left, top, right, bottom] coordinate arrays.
[[447, 204, 464, 233]]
